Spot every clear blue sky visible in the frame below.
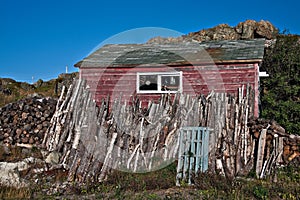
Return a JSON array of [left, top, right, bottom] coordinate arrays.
[[1, 0, 299, 83]]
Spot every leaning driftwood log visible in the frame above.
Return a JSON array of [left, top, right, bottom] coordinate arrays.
[[43, 79, 299, 183]]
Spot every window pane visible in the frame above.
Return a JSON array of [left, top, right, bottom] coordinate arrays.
[[161, 75, 180, 91], [139, 75, 158, 91]]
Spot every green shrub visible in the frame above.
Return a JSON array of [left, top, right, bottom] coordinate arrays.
[[253, 184, 269, 200], [261, 34, 300, 135]]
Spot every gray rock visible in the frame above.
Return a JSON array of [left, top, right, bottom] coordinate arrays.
[[34, 79, 44, 88], [45, 151, 60, 165], [0, 157, 36, 187]]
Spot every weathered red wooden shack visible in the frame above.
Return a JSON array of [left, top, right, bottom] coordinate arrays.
[[75, 39, 266, 116]]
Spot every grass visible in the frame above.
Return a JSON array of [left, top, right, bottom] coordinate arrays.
[[192, 163, 300, 200], [106, 162, 177, 192], [0, 185, 32, 199], [0, 161, 298, 199]]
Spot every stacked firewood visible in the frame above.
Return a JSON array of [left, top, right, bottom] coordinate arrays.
[[248, 118, 300, 163], [248, 118, 300, 177], [0, 97, 57, 146]]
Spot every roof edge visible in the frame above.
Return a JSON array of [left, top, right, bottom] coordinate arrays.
[[75, 58, 263, 68]]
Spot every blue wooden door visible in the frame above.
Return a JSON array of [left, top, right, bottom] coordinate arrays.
[[176, 127, 210, 185]]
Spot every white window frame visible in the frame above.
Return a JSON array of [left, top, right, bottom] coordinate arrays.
[[136, 71, 183, 94]]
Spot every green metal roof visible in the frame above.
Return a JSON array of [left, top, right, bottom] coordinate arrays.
[[75, 39, 265, 68]]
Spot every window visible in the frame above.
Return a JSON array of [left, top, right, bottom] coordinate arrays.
[[137, 72, 182, 93]]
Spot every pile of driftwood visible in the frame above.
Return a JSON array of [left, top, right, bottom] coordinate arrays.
[[43, 79, 202, 182], [0, 97, 57, 146], [43, 79, 299, 183]]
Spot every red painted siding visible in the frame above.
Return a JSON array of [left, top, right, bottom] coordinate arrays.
[[79, 63, 259, 116]]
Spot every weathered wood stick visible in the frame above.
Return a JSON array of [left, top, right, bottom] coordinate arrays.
[[98, 132, 118, 182]]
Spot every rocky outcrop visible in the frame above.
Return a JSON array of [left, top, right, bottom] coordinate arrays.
[[186, 23, 240, 41], [147, 20, 278, 44], [235, 20, 277, 39]]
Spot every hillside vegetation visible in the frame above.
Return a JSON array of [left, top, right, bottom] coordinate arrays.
[[0, 72, 78, 107]]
